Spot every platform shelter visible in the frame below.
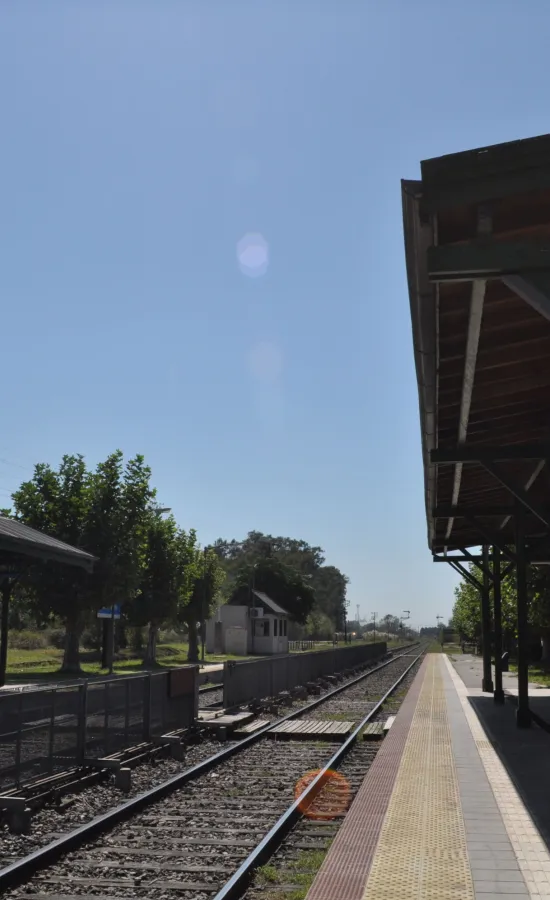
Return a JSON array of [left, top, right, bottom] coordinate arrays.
[[403, 132, 550, 727], [0, 515, 96, 685]]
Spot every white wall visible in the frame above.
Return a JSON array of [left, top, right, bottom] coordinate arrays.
[[224, 626, 248, 656], [205, 606, 289, 655], [220, 605, 248, 628], [250, 615, 289, 655]]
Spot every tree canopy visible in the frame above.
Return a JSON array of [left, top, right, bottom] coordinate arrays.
[[213, 531, 348, 631], [4, 458, 351, 671], [451, 554, 550, 658]]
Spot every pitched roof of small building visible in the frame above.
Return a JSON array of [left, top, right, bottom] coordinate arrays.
[[228, 587, 289, 617], [251, 590, 289, 616], [0, 516, 96, 571]]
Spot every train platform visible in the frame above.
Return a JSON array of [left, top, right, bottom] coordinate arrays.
[[306, 653, 550, 900]]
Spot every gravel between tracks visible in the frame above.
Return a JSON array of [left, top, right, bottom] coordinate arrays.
[[2, 650, 422, 900]]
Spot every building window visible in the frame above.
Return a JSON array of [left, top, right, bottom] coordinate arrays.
[[283, 619, 287, 636], [263, 619, 270, 637], [274, 618, 278, 636]]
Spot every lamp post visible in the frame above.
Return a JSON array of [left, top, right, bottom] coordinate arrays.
[[436, 615, 444, 647]]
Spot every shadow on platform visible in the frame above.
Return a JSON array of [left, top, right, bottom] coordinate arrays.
[[469, 693, 550, 850]]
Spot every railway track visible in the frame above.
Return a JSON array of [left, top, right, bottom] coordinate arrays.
[[199, 686, 224, 709], [0, 646, 424, 900]]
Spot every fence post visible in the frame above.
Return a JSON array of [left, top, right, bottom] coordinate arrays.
[[77, 682, 88, 764], [48, 689, 56, 774], [15, 692, 23, 788], [143, 674, 152, 741], [124, 679, 130, 743], [104, 681, 110, 755]]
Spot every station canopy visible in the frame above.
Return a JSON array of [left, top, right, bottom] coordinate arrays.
[[0, 516, 96, 572], [403, 133, 550, 557]]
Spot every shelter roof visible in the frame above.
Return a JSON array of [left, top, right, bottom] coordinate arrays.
[[403, 133, 550, 553], [0, 516, 96, 571]]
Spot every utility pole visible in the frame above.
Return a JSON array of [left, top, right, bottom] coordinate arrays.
[[436, 615, 444, 646], [372, 612, 377, 644], [201, 546, 207, 664], [402, 610, 410, 644], [343, 602, 348, 644]]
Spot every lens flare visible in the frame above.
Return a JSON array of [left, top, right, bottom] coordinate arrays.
[[295, 769, 351, 820], [237, 232, 269, 278]]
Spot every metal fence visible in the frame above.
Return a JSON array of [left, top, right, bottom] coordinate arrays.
[[0, 667, 198, 791], [288, 640, 315, 652], [223, 641, 388, 708]]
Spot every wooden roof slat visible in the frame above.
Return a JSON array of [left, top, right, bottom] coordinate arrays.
[[403, 132, 550, 550]]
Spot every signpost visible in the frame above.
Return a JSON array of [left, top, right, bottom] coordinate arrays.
[[97, 605, 121, 620], [97, 606, 121, 673]]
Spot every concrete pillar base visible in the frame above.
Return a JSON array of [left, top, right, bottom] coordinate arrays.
[[8, 808, 31, 834], [115, 767, 132, 792], [516, 706, 532, 728], [493, 689, 505, 705], [482, 678, 494, 693]]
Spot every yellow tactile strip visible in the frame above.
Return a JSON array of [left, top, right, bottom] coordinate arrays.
[[363, 655, 475, 900]]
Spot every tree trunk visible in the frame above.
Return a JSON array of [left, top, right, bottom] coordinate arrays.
[[187, 620, 199, 663], [143, 622, 158, 667], [61, 619, 82, 674], [541, 628, 550, 665]]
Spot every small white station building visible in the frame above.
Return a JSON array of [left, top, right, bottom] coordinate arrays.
[[205, 589, 289, 656]]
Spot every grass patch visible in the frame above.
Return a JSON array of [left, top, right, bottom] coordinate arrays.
[[4, 641, 260, 682], [289, 638, 409, 655], [321, 712, 355, 722], [253, 848, 330, 900], [426, 641, 461, 655], [508, 662, 550, 687], [256, 865, 280, 885]]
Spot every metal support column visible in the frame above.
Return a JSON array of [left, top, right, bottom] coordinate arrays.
[[515, 504, 531, 728], [481, 545, 494, 693], [492, 546, 505, 704]]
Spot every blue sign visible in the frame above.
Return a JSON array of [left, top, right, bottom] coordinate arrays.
[[97, 604, 121, 620]]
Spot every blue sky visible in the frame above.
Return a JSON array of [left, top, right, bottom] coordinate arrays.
[[1, 2, 549, 630]]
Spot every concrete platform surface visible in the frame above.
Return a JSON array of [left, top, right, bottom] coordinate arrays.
[[306, 654, 550, 899]]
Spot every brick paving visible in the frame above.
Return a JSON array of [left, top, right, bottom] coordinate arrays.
[[306, 653, 548, 899], [305, 656, 427, 900]]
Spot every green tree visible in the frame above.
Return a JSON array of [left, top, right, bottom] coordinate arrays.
[[213, 531, 348, 629], [12, 451, 155, 673], [179, 548, 226, 663], [304, 609, 336, 641], [130, 512, 181, 665], [310, 565, 349, 630], [525, 566, 550, 662], [451, 558, 518, 647], [231, 555, 316, 624], [12, 455, 93, 672]]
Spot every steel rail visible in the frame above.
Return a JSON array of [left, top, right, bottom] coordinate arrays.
[[213, 649, 426, 900], [0, 644, 420, 892], [199, 683, 223, 694]]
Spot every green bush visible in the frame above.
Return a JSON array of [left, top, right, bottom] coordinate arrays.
[[158, 628, 186, 644], [130, 626, 144, 654], [81, 624, 102, 650], [48, 629, 66, 650], [8, 630, 48, 650]]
